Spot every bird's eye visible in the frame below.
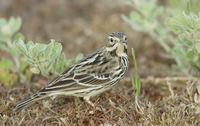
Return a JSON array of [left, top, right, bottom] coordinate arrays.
[[124, 37, 127, 41], [110, 38, 114, 42]]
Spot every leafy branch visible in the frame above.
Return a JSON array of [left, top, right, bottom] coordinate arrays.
[[0, 17, 83, 86], [16, 39, 83, 76], [123, 0, 200, 75]]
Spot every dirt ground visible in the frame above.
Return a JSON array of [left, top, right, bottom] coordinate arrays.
[[0, 0, 200, 125]]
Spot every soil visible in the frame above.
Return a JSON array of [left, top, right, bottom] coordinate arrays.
[[0, 0, 200, 125]]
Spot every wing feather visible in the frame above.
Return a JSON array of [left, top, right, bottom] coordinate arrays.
[[39, 47, 118, 94]]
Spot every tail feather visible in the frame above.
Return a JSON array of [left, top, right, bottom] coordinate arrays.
[[13, 92, 46, 112]]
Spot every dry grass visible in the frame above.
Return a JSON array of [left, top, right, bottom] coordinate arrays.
[[1, 77, 200, 126], [0, 0, 200, 125]]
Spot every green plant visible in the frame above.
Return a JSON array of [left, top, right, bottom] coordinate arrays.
[[16, 39, 83, 76], [131, 48, 141, 96], [123, 0, 200, 75], [0, 17, 23, 86], [0, 17, 83, 86], [168, 12, 200, 74]]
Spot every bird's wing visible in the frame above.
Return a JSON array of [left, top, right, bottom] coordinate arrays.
[[39, 48, 118, 93]]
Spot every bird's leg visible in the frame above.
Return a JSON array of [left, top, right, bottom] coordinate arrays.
[[83, 96, 95, 107], [83, 96, 105, 112]]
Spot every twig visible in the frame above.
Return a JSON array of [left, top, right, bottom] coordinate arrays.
[[166, 80, 174, 97], [122, 76, 199, 85]]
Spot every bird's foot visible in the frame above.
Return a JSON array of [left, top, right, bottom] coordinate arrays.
[[83, 96, 105, 112]]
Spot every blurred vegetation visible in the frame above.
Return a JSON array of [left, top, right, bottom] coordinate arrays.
[[0, 17, 83, 86], [0, 17, 23, 86], [123, 0, 200, 76]]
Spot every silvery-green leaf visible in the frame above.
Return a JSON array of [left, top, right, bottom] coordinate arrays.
[[0, 18, 7, 28], [30, 67, 40, 74], [0, 59, 14, 70], [195, 43, 200, 53], [8, 17, 22, 35]]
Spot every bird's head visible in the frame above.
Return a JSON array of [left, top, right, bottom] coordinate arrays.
[[106, 32, 128, 57]]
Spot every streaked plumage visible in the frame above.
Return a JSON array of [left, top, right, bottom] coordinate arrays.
[[13, 32, 128, 112]]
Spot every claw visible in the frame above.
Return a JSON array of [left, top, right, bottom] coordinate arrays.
[[83, 96, 95, 107]]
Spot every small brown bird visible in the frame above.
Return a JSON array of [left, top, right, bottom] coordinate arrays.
[[13, 32, 128, 112]]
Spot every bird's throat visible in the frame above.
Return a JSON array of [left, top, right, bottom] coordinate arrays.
[[106, 43, 127, 57], [116, 43, 127, 57]]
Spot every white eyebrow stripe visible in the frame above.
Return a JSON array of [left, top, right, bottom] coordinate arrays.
[[106, 43, 118, 51]]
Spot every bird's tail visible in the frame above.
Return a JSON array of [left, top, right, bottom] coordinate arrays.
[[13, 92, 47, 112]]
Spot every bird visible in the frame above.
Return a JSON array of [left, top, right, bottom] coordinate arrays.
[[13, 32, 128, 112]]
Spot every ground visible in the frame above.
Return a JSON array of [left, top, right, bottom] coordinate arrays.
[[0, 0, 200, 125]]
